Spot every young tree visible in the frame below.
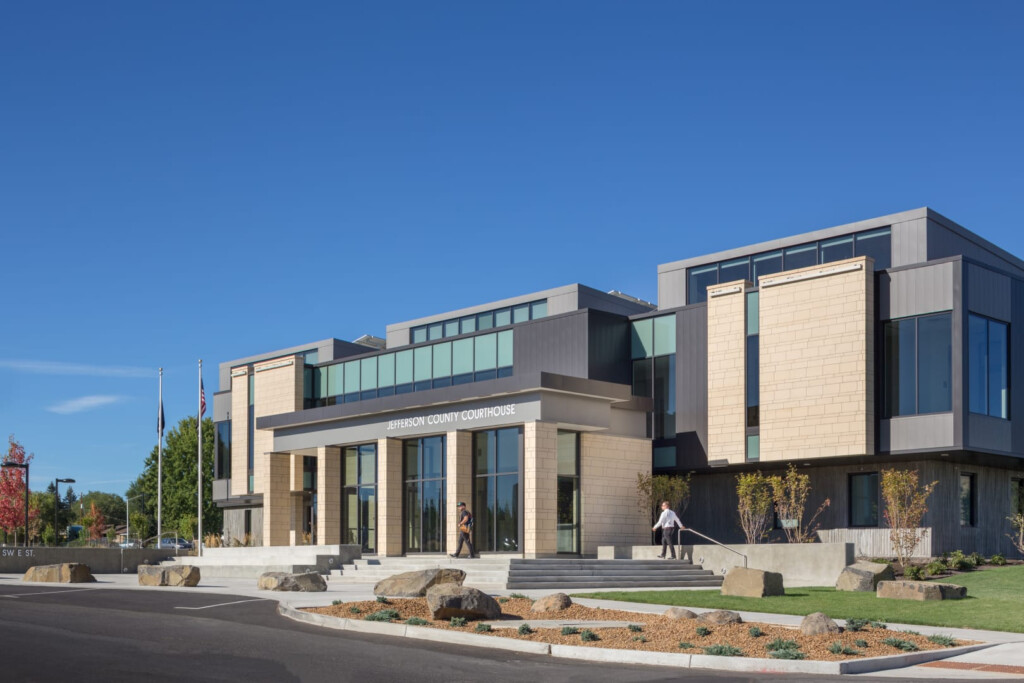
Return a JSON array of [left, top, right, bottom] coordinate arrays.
[[636, 473, 692, 536], [881, 468, 937, 568], [736, 471, 773, 544], [0, 436, 38, 542], [84, 501, 106, 541], [1007, 514, 1024, 557], [769, 464, 830, 543]]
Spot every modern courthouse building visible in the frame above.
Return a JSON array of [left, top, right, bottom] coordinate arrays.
[[212, 208, 1024, 557]]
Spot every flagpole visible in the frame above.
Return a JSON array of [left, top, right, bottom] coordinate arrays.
[[158, 367, 163, 546], [198, 359, 203, 557]]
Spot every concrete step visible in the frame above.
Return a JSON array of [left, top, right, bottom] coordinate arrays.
[[160, 563, 319, 579], [506, 579, 723, 589]]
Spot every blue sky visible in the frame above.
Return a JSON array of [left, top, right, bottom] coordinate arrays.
[[1, 2, 1022, 496]]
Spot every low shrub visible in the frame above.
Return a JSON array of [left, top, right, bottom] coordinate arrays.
[[633, 635, 647, 643], [991, 553, 1007, 566], [450, 617, 467, 628], [968, 551, 985, 566], [927, 634, 958, 646], [854, 639, 869, 649], [827, 641, 861, 655], [748, 626, 764, 638], [498, 597, 509, 604], [678, 642, 695, 650], [769, 649, 805, 660], [925, 560, 948, 576], [903, 565, 925, 580], [766, 638, 799, 652], [844, 618, 868, 632], [406, 617, 428, 626], [882, 637, 920, 652], [517, 623, 533, 635], [474, 623, 492, 633], [947, 550, 975, 571], [703, 644, 743, 657], [560, 626, 580, 636], [375, 596, 390, 604], [580, 629, 599, 642], [365, 609, 400, 622], [627, 624, 643, 633], [509, 593, 531, 600], [348, 606, 362, 614], [870, 620, 888, 630], [331, 599, 344, 606], [900, 629, 921, 636]]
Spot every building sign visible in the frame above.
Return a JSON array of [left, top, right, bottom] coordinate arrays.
[[386, 403, 517, 431]]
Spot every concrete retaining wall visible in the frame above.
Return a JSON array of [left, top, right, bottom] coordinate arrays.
[[683, 542, 854, 587], [0, 547, 179, 574]]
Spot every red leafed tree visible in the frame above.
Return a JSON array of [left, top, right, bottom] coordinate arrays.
[[86, 501, 106, 541], [0, 436, 37, 538]]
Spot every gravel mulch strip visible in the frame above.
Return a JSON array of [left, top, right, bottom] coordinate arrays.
[[305, 598, 973, 661]]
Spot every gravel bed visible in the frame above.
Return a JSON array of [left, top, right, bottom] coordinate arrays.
[[305, 597, 972, 661]]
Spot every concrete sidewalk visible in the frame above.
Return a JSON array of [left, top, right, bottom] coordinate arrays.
[[4, 573, 1022, 678]]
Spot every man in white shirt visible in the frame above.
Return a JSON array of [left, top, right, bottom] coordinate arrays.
[[652, 501, 685, 559]]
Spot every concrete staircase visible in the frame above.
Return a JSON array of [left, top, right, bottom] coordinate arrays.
[[163, 545, 356, 579], [506, 558, 723, 590], [331, 555, 512, 588]]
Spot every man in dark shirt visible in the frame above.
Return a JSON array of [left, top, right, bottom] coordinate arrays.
[[449, 501, 478, 559]]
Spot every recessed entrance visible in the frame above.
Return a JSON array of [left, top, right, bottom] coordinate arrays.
[[404, 436, 446, 553]]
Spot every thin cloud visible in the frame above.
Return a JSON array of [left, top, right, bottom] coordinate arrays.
[[47, 395, 124, 415], [0, 360, 152, 378]]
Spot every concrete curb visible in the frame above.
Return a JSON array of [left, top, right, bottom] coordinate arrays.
[[275, 604, 997, 674]]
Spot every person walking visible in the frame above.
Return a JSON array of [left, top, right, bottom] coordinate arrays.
[[449, 501, 478, 559], [652, 501, 684, 559]]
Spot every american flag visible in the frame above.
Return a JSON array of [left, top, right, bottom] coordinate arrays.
[[200, 379, 206, 417]]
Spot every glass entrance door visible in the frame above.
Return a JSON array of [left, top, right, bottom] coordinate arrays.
[[404, 436, 446, 553], [342, 444, 377, 553], [473, 427, 521, 552]]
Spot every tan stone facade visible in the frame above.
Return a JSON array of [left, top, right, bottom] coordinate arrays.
[[580, 432, 650, 555], [376, 437, 404, 556], [759, 256, 874, 460], [446, 430, 473, 553], [523, 421, 558, 557], [706, 279, 751, 464], [316, 446, 341, 545], [229, 367, 249, 497]]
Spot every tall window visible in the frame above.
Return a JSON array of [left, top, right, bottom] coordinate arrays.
[[746, 292, 760, 462], [247, 371, 255, 493], [883, 312, 952, 417], [969, 314, 1009, 419], [556, 431, 580, 554], [343, 444, 377, 553], [849, 472, 879, 527], [1013, 479, 1024, 516], [631, 314, 676, 440], [473, 428, 521, 552], [214, 421, 231, 479], [404, 436, 446, 553], [960, 473, 976, 527]]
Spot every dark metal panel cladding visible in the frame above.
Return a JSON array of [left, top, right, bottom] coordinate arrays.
[[513, 310, 590, 379], [586, 309, 631, 384], [675, 305, 708, 467], [1014, 278, 1024, 453]]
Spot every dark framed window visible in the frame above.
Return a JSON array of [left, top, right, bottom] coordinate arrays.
[[883, 312, 952, 417], [960, 473, 976, 527], [247, 371, 255, 494], [849, 472, 879, 527], [1013, 479, 1024, 516], [969, 314, 1009, 419], [556, 431, 580, 554], [630, 315, 676, 440], [343, 443, 377, 553], [403, 436, 446, 553], [745, 292, 760, 461], [214, 421, 231, 479], [473, 428, 521, 553]]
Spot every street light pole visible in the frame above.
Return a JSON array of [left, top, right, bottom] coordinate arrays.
[[1, 462, 29, 548], [55, 478, 75, 546]]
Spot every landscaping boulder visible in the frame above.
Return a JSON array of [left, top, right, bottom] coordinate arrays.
[[373, 568, 466, 597], [23, 563, 96, 583], [800, 612, 841, 635], [877, 580, 966, 601], [257, 571, 327, 592], [696, 609, 742, 625], [138, 565, 200, 587], [664, 607, 698, 620], [836, 561, 894, 592], [720, 567, 784, 597], [425, 584, 501, 620], [531, 593, 572, 613]]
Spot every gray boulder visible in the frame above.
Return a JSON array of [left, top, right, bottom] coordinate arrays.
[[373, 568, 466, 597], [721, 567, 784, 597], [877, 580, 966, 601], [800, 612, 841, 635], [425, 584, 501, 620], [138, 565, 200, 587], [835, 561, 894, 592], [23, 563, 96, 583], [664, 607, 698, 620], [257, 571, 327, 592], [696, 609, 743, 625], [531, 593, 572, 613]]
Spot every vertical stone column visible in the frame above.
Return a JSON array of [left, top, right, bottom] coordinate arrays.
[[523, 421, 558, 558], [377, 438, 404, 557], [706, 280, 751, 464], [447, 431, 473, 552], [317, 446, 341, 545], [262, 452, 291, 547]]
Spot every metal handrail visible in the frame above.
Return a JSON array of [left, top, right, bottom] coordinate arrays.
[[682, 528, 747, 568]]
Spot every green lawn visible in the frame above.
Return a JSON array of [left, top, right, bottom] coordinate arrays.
[[576, 565, 1024, 633]]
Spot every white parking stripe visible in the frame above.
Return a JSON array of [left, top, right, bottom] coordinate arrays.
[[174, 598, 271, 610], [2, 588, 97, 598]]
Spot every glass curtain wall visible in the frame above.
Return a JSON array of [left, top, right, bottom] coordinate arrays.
[[556, 431, 580, 554], [472, 428, 521, 552], [404, 436, 446, 553], [883, 313, 953, 417], [631, 315, 677, 441], [343, 444, 377, 553]]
